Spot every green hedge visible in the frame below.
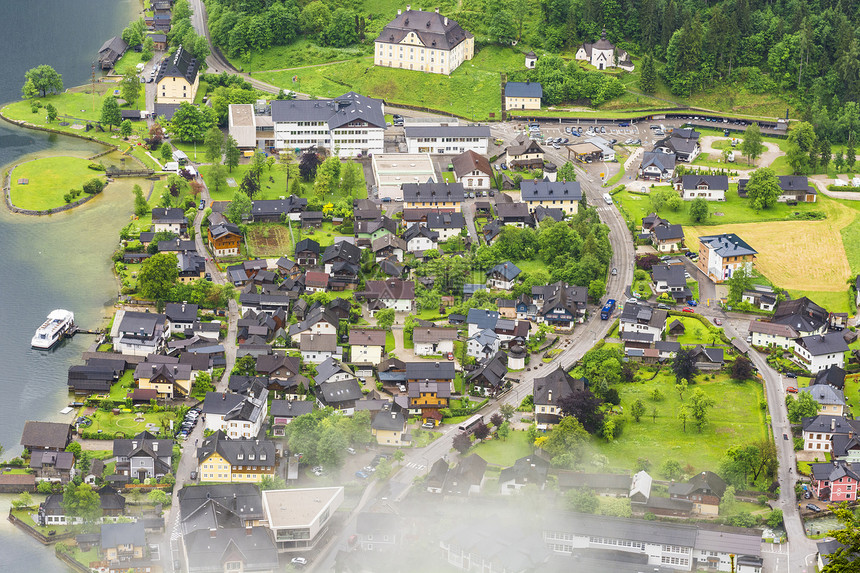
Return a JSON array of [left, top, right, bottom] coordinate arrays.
[[447, 398, 489, 417], [828, 184, 860, 192]]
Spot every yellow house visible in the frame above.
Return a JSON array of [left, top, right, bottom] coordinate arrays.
[[133, 362, 193, 399], [100, 522, 146, 563], [196, 431, 276, 483], [402, 182, 464, 212], [504, 81, 543, 111], [520, 180, 582, 215], [155, 45, 200, 104], [371, 406, 411, 446], [374, 7, 474, 75], [348, 328, 386, 366]]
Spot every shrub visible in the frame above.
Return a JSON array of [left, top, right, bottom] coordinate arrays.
[[88, 163, 106, 171], [83, 178, 105, 194]]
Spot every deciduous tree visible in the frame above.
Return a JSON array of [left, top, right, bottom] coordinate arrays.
[[740, 123, 765, 165], [204, 126, 224, 163], [631, 399, 646, 422], [121, 72, 141, 108], [226, 191, 252, 225], [45, 103, 57, 123], [453, 432, 472, 454], [672, 348, 698, 384], [565, 488, 599, 513], [100, 96, 122, 130], [138, 253, 179, 300], [787, 391, 819, 423], [688, 388, 716, 432], [558, 388, 604, 434], [120, 119, 133, 138], [745, 167, 781, 209], [223, 136, 240, 172], [731, 355, 754, 381], [62, 482, 101, 522], [689, 197, 709, 222], [23, 65, 63, 97]]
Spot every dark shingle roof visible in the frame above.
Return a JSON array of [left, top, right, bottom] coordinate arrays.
[[520, 180, 582, 202], [156, 45, 198, 85], [505, 81, 543, 98]]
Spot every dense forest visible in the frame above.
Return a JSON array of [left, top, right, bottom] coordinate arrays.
[[202, 0, 860, 143]]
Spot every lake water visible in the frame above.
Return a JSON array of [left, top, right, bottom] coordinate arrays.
[[0, 1, 140, 570]]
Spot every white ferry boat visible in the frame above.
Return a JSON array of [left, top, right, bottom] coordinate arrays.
[[31, 309, 75, 349]]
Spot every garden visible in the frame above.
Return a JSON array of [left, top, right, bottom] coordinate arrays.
[[80, 408, 179, 440]]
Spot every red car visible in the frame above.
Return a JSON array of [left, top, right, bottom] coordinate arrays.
[[787, 387, 799, 394], [682, 307, 694, 313], [446, 352, 455, 361], [713, 318, 722, 326]]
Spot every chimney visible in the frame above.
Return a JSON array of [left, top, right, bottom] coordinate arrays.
[[831, 418, 836, 431], [222, 392, 226, 400], [209, 527, 217, 538], [246, 524, 253, 536], [435, 6, 439, 12], [444, 16, 448, 25], [132, 441, 138, 449], [397, 8, 401, 14], [548, 390, 552, 403], [153, 442, 158, 452], [406, 3, 411, 10]]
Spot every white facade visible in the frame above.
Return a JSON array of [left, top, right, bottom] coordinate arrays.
[[414, 339, 454, 356], [289, 320, 337, 344], [407, 236, 436, 252], [792, 341, 845, 374], [751, 331, 794, 350], [205, 403, 268, 440], [703, 248, 754, 283], [301, 349, 337, 364], [681, 186, 726, 201], [456, 170, 491, 190], [273, 120, 384, 159], [425, 225, 462, 242], [487, 276, 516, 290], [405, 127, 490, 155], [376, 297, 414, 312], [351, 344, 384, 365], [618, 320, 662, 341], [804, 429, 835, 452]]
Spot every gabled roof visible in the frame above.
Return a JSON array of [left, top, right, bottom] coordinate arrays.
[[20, 421, 71, 450], [101, 522, 146, 549], [796, 332, 849, 356], [533, 205, 565, 223], [376, 9, 473, 51], [452, 150, 492, 179], [404, 223, 439, 243], [466, 308, 499, 330], [520, 179, 582, 202], [425, 211, 466, 229], [412, 327, 459, 343], [209, 222, 242, 240], [315, 378, 363, 405], [322, 241, 361, 264], [300, 333, 337, 352], [488, 262, 521, 281], [405, 125, 491, 139], [504, 81, 543, 99], [533, 367, 585, 405], [152, 207, 188, 225], [506, 134, 544, 158], [178, 484, 264, 524], [251, 196, 307, 216], [802, 415, 860, 434], [772, 297, 828, 333], [699, 233, 757, 258], [495, 202, 531, 220], [652, 264, 686, 287], [466, 351, 508, 389], [691, 345, 724, 364], [402, 182, 465, 203], [406, 361, 456, 381], [800, 384, 846, 406], [295, 238, 320, 255], [270, 400, 314, 418], [197, 431, 275, 467], [371, 233, 407, 253], [156, 45, 198, 85], [680, 174, 729, 191], [810, 460, 860, 483], [813, 366, 846, 390], [271, 92, 385, 129], [640, 150, 676, 172], [349, 328, 386, 347], [360, 278, 415, 300], [499, 454, 549, 487], [183, 526, 278, 571], [652, 222, 684, 241], [668, 471, 727, 498]]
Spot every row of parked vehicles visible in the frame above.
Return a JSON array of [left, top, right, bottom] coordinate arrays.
[[355, 453, 392, 479], [177, 407, 202, 440]]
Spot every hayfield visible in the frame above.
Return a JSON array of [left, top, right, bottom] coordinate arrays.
[[684, 196, 855, 293], [246, 223, 293, 258]]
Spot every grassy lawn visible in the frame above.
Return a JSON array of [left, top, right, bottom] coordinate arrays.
[[9, 156, 105, 211], [293, 222, 350, 250], [12, 508, 81, 536], [591, 371, 767, 474], [839, 210, 860, 275], [199, 162, 367, 202], [111, 49, 152, 76], [692, 153, 743, 170], [410, 429, 440, 448], [88, 410, 176, 438], [632, 279, 652, 299], [470, 430, 533, 466], [109, 369, 135, 401], [246, 222, 293, 258], [256, 45, 525, 120], [64, 544, 101, 567], [666, 315, 721, 346], [687, 280, 700, 300], [234, 38, 371, 72], [385, 331, 395, 353], [683, 195, 855, 300]]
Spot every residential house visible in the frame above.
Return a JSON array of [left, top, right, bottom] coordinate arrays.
[[405, 125, 490, 155], [467, 328, 500, 360], [371, 234, 407, 262], [792, 332, 849, 373], [638, 150, 676, 181], [300, 211, 324, 228], [349, 328, 387, 366], [38, 485, 124, 525], [697, 233, 757, 283], [802, 415, 860, 452], [155, 45, 199, 104], [177, 483, 266, 533], [357, 279, 415, 313], [67, 359, 124, 395], [270, 400, 314, 436], [408, 379, 451, 425], [294, 238, 321, 266], [404, 224, 439, 252], [556, 472, 632, 497], [134, 361, 193, 399], [748, 320, 799, 350], [574, 28, 634, 70], [771, 297, 829, 337], [151, 207, 188, 235], [158, 237, 196, 253], [355, 217, 397, 246], [690, 346, 725, 370], [831, 434, 860, 463], [315, 378, 363, 415], [738, 175, 817, 203], [505, 134, 545, 169], [304, 271, 329, 293], [648, 220, 685, 252], [742, 286, 778, 311], [197, 430, 276, 483], [100, 522, 147, 566], [466, 351, 508, 397], [276, 257, 301, 280], [356, 512, 399, 552], [402, 182, 465, 211], [504, 81, 542, 110], [250, 196, 307, 222], [668, 471, 727, 515], [652, 264, 692, 301], [533, 367, 586, 429], [520, 179, 582, 215], [20, 421, 72, 455], [466, 308, 499, 337], [619, 302, 667, 344], [262, 487, 344, 552], [813, 366, 846, 391], [413, 327, 458, 356], [534, 205, 565, 223], [288, 308, 338, 343], [176, 252, 205, 284], [111, 310, 169, 356], [486, 262, 521, 290], [113, 431, 173, 481], [150, 33, 167, 51], [371, 403, 411, 446], [203, 387, 269, 439], [809, 460, 860, 502], [270, 92, 385, 158], [208, 222, 242, 258], [374, 8, 474, 75], [495, 202, 533, 227], [676, 175, 729, 201], [165, 302, 198, 334], [29, 451, 75, 483], [655, 128, 701, 162], [426, 458, 450, 493], [534, 282, 588, 328], [498, 454, 549, 495], [443, 454, 488, 495], [255, 354, 300, 382], [182, 526, 279, 573], [97, 36, 128, 69], [322, 241, 362, 274], [300, 333, 338, 364], [800, 384, 848, 417], [452, 150, 492, 189], [425, 211, 466, 241]]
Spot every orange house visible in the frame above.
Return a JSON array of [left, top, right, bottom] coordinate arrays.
[[407, 381, 451, 425], [208, 222, 242, 258]]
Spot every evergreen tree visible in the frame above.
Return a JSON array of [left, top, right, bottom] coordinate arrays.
[[639, 55, 657, 93], [100, 96, 122, 130], [847, 138, 856, 171], [223, 136, 240, 172]]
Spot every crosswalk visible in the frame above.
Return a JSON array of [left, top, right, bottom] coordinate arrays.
[[404, 462, 425, 470]]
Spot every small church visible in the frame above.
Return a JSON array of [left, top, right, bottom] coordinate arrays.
[[575, 28, 634, 71]]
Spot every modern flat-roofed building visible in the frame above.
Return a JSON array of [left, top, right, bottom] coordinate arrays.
[[405, 125, 490, 155], [371, 153, 437, 201], [262, 487, 344, 552]]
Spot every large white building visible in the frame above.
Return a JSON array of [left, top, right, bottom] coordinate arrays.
[[792, 333, 849, 374], [374, 7, 474, 75], [262, 488, 344, 552], [574, 28, 634, 71], [268, 92, 385, 158], [405, 125, 490, 155]]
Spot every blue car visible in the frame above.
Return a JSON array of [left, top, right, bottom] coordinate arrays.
[[355, 470, 368, 479], [688, 300, 698, 306]]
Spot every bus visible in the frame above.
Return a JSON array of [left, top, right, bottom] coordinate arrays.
[[601, 299, 616, 320], [458, 414, 484, 433]]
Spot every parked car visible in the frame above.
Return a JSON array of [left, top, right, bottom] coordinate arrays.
[[682, 307, 694, 313], [346, 447, 356, 455], [618, 122, 630, 127], [447, 352, 455, 361], [806, 503, 822, 512], [787, 387, 799, 393], [657, 304, 672, 310], [626, 298, 638, 304], [624, 138, 633, 145], [804, 491, 812, 499], [611, 267, 618, 276], [354, 470, 368, 479], [713, 318, 722, 326], [600, 126, 606, 133], [688, 300, 698, 306], [786, 372, 797, 378], [783, 434, 788, 441], [291, 557, 308, 567], [190, 471, 198, 480], [398, 384, 407, 392], [422, 422, 435, 429]]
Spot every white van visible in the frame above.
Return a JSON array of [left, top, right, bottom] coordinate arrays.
[[727, 151, 736, 163], [603, 193, 613, 205]]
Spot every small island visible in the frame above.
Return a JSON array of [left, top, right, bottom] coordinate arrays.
[[8, 156, 106, 212]]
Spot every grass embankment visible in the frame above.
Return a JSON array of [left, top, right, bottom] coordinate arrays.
[[665, 315, 722, 346], [9, 156, 104, 211], [198, 163, 367, 202]]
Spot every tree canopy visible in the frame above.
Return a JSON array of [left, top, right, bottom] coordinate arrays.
[[23, 65, 63, 98]]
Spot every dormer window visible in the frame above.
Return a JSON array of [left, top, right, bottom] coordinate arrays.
[[237, 453, 244, 460]]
